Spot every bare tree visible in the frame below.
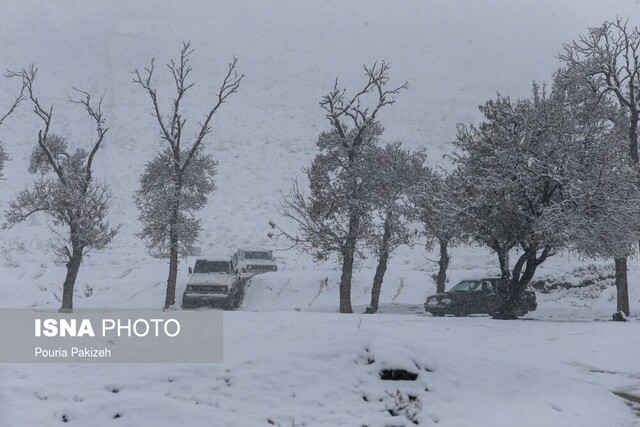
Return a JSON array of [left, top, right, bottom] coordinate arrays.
[[560, 18, 640, 314], [559, 146, 640, 316], [274, 125, 380, 312], [454, 75, 635, 319], [273, 62, 407, 313], [551, 66, 640, 316], [364, 143, 425, 313], [3, 66, 119, 312], [453, 84, 577, 319], [133, 42, 243, 309]]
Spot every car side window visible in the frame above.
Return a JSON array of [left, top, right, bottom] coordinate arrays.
[[487, 281, 497, 294], [478, 281, 491, 292]]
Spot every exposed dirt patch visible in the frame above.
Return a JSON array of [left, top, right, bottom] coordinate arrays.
[[379, 369, 418, 381], [613, 391, 640, 417], [530, 265, 614, 294]]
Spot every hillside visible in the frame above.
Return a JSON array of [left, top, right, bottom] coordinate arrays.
[[0, 0, 639, 313], [2, 3, 640, 427]]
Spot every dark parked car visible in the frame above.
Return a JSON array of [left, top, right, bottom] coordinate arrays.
[[424, 278, 537, 317]]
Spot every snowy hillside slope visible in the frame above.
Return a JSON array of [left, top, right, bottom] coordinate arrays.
[[2, 3, 640, 427], [0, 0, 638, 313]]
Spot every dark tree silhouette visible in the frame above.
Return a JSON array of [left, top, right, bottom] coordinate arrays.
[[364, 143, 425, 313], [273, 62, 407, 313], [133, 42, 243, 309], [560, 18, 640, 316], [4, 66, 119, 312]]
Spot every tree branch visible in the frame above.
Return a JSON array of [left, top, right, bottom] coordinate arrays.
[[182, 56, 244, 174], [133, 58, 175, 147], [7, 65, 66, 185], [68, 87, 109, 184]]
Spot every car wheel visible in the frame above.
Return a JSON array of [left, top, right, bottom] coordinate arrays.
[[225, 290, 238, 310], [432, 311, 444, 317]]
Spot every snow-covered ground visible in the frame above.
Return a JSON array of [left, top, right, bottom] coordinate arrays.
[[1, 0, 640, 425], [3, 312, 640, 426]]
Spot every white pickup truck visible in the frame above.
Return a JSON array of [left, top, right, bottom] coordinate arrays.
[[230, 248, 278, 278], [182, 257, 237, 309]]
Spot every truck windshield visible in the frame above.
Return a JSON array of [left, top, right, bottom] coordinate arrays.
[[450, 281, 479, 292], [193, 260, 229, 274], [244, 251, 272, 260]]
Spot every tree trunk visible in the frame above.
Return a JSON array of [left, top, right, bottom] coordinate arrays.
[[629, 113, 638, 317], [494, 248, 540, 320], [339, 250, 355, 313], [615, 257, 630, 316], [164, 202, 180, 309], [339, 214, 359, 314], [165, 243, 178, 310], [164, 176, 182, 310], [435, 239, 449, 294], [494, 245, 511, 300], [59, 248, 83, 313], [493, 282, 518, 320], [496, 247, 510, 281], [629, 112, 639, 163], [365, 253, 388, 314], [165, 229, 179, 310], [366, 213, 392, 314]]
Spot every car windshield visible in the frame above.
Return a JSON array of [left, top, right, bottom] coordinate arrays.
[[193, 260, 229, 274], [450, 280, 480, 292], [244, 251, 272, 260]]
